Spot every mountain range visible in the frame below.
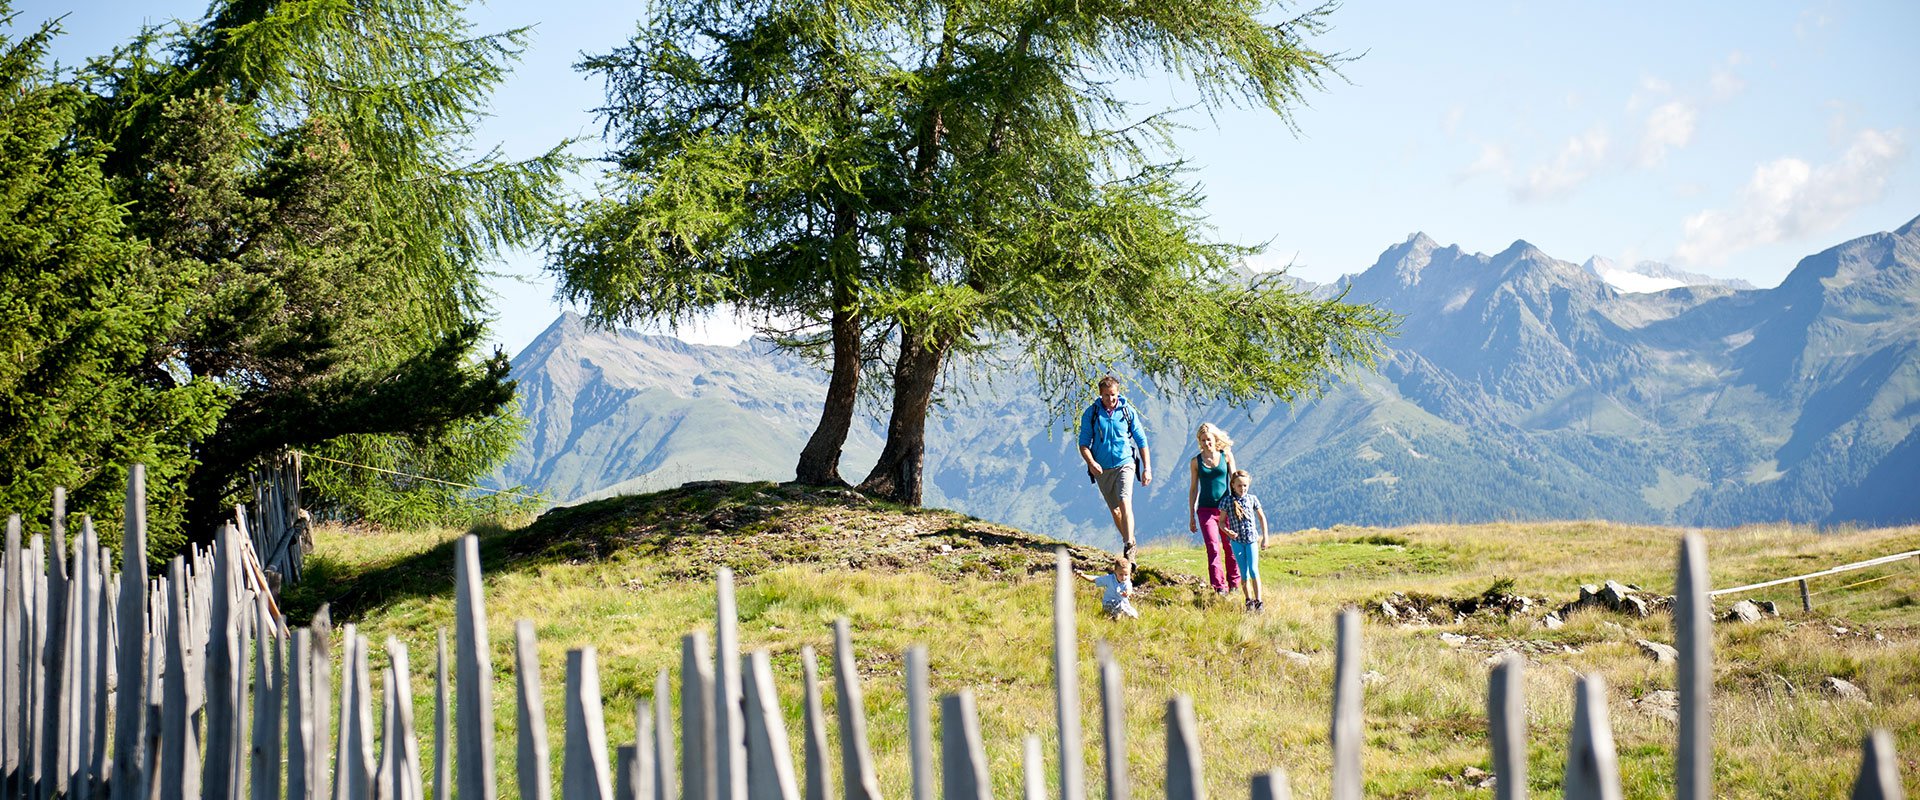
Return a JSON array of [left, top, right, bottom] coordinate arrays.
[[493, 216, 1920, 547]]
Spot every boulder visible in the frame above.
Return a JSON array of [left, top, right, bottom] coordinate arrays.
[[1538, 613, 1565, 630], [1634, 690, 1680, 723], [1724, 600, 1765, 624], [1822, 677, 1870, 704], [1635, 639, 1679, 665], [1278, 650, 1313, 667]]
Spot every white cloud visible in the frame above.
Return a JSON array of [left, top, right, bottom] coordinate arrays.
[[1454, 142, 1510, 184], [1709, 51, 1746, 101], [1674, 128, 1907, 265], [1636, 101, 1698, 167], [1441, 104, 1466, 136], [1513, 128, 1610, 202]]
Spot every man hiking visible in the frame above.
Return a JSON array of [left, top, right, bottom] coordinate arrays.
[[1079, 375, 1152, 561]]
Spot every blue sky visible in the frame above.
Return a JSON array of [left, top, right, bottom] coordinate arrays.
[[20, 0, 1920, 353]]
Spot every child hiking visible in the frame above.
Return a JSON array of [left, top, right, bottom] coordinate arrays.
[[1220, 469, 1271, 612], [1077, 558, 1140, 619]]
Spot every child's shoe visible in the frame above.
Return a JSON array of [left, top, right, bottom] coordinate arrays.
[[1254, 599, 1266, 613]]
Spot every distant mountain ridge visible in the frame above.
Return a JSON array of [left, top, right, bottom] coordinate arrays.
[[495, 216, 1920, 546]]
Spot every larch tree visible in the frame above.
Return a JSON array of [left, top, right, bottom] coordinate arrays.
[[559, 0, 1396, 505]]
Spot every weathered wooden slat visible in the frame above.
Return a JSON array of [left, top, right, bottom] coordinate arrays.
[[517, 620, 555, 800], [682, 632, 717, 800], [654, 669, 677, 800], [73, 519, 101, 800], [614, 746, 642, 800], [831, 620, 881, 800], [335, 630, 375, 800], [310, 606, 336, 800], [41, 493, 71, 800], [1850, 729, 1905, 800], [1248, 770, 1292, 800], [632, 702, 657, 800], [715, 568, 746, 800], [383, 636, 426, 800], [1096, 641, 1128, 800], [252, 602, 284, 800], [1020, 736, 1043, 800], [1329, 608, 1362, 800], [1052, 548, 1084, 800], [86, 538, 112, 798], [1563, 674, 1622, 800], [436, 629, 451, 800], [1674, 532, 1711, 800], [1488, 653, 1526, 800], [455, 535, 498, 800], [938, 692, 991, 800], [905, 646, 931, 800], [159, 557, 201, 799], [378, 660, 401, 800], [741, 650, 799, 800], [140, 576, 167, 800], [3, 514, 20, 790], [1164, 696, 1204, 800], [288, 628, 315, 800], [204, 524, 245, 800], [800, 646, 829, 800], [562, 648, 614, 800], [26, 533, 45, 797]]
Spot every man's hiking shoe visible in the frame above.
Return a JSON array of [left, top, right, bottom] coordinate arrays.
[[1122, 542, 1137, 563]]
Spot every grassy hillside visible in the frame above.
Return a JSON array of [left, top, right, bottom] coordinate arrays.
[[288, 483, 1920, 799]]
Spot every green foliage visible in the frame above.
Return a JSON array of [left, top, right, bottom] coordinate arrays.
[[0, 12, 225, 552], [0, 0, 570, 542], [557, 0, 1395, 502], [303, 404, 542, 529]]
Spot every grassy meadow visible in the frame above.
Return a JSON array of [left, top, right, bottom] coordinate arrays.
[[285, 483, 1920, 799]]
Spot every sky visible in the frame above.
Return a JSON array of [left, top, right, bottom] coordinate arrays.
[[19, 0, 1920, 354]]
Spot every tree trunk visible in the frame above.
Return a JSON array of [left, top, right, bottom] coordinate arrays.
[[794, 299, 861, 487], [858, 327, 947, 505]]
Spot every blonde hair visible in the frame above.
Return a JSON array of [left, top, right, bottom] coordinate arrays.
[[1230, 469, 1251, 485], [1195, 422, 1233, 451]]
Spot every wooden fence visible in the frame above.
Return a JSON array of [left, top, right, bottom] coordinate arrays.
[[0, 465, 1908, 799]]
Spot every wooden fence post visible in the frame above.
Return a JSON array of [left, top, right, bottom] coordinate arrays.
[[1488, 654, 1526, 800], [562, 648, 614, 800], [1674, 532, 1711, 800], [252, 601, 284, 800], [455, 535, 498, 800], [615, 745, 645, 800], [159, 556, 200, 799], [334, 630, 376, 800], [800, 647, 829, 800], [1850, 729, 1905, 800], [383, 636, 426, 800], [716, 568, 746, 800], [1165, 696, 1203, 800], [41, 493, 71, 800], [633, 698, 658, 800], [1563, 675, 1621, 800], [74, 518, 102, 800], [140, 576, 167, 800], [938, 692, 991, 800], [1097, 641, 1128, 800], [288, 628, 315, 800], [204, 524, 246, 800], [311, 606, 336, 800], [517, 620, 555, 800], [1249, 771, 1292, 800], [1798, 579, 1813, 613], [436, 629, 451, 800], [905, 646, 932, 800], [655, 669, 677, 800], [831, 619, 881, 800], [4, 514, 20, 795], [1053, 548, 1085, 800], [683, 632, 717, 800], [1020, 736, 1043, 800], [742, 650, 800, 800], [1330, 608, 1362, 800]]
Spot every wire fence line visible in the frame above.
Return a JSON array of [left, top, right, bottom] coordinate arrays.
[[0, 465, 1907, 799]]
